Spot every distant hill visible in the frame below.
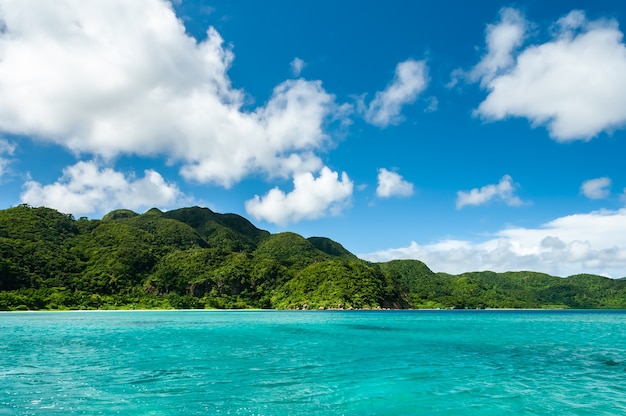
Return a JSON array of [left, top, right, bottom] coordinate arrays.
[[162, 206, 270, 252], [307, 236, 358, 260], [1, 204, 625, 310]]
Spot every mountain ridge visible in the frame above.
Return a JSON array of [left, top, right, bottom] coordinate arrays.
[[1, 204, 625, 310]]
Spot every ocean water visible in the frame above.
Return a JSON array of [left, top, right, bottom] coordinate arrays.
[[1, 310, 626, 415]]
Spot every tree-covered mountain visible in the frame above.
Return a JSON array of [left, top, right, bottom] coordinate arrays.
[[1, 205, 625, 310]]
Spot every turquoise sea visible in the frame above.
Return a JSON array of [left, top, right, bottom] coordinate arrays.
[[2, 310, 626, 415]]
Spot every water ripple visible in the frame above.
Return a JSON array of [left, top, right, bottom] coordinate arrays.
[[2, 310, 626, 415]]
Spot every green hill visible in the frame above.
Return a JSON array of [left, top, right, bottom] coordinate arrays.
[[271, 260, 397, 310], [307, 237, 358, 260], [163, 206, 269, 252], [254, 232, 330, 269], [1, 204, 625, 311]]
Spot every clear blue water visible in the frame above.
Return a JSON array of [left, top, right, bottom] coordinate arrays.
[[2, 310, 626, 415]]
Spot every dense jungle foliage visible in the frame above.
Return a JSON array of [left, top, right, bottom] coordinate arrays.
[[1, 205, 625, 311]]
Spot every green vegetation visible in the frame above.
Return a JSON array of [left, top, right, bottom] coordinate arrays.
[[1, 204, 625, 311]]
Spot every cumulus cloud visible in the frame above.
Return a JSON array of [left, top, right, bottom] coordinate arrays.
[[456, 175, 524, 209], [0, 139, 15, 178], [468, 8, 527, 86], [245, 166, 353, 226], [581, 177, 611, 199], [361, 208, 626, 278], [290, 57, 306, 77], [20, 161, 186, 216], [0, 0, 346, 187], [363, 59, 428, 127], [468, 8, 626, 141], [376, 168, 414, 198]]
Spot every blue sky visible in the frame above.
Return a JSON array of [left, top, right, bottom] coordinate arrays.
[[1, 0, 626, 277]]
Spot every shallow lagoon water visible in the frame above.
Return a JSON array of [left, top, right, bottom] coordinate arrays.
[[2, 310, 626, 415]]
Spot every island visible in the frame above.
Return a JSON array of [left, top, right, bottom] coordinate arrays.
[[1, 204, 625, 311]]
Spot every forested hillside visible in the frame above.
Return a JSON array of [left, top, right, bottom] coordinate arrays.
[[1, 205, 625, 310]]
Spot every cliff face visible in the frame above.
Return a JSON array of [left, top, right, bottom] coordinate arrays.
[[1, 205, 625, 311]]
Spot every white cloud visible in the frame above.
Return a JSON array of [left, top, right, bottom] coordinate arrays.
[[456, 175, 524, 209], [290, 57, 306, 77], [469, 8, 527, 86], [376, 168, 414, 198], [360, 208, 626, 278], [424, 97, 439, 113], [469, 8, 626, 141], [581, 177, 611, 199], [0, 139, 15, 177], [20, 161, 186, 216], [0, 0, 347, 187], [0, 139, 14, 154], [245, 166, 353, 226], [363, 59, 428, 127]]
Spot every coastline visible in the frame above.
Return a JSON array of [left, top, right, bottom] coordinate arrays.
[[0, 307, 602, 314]]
